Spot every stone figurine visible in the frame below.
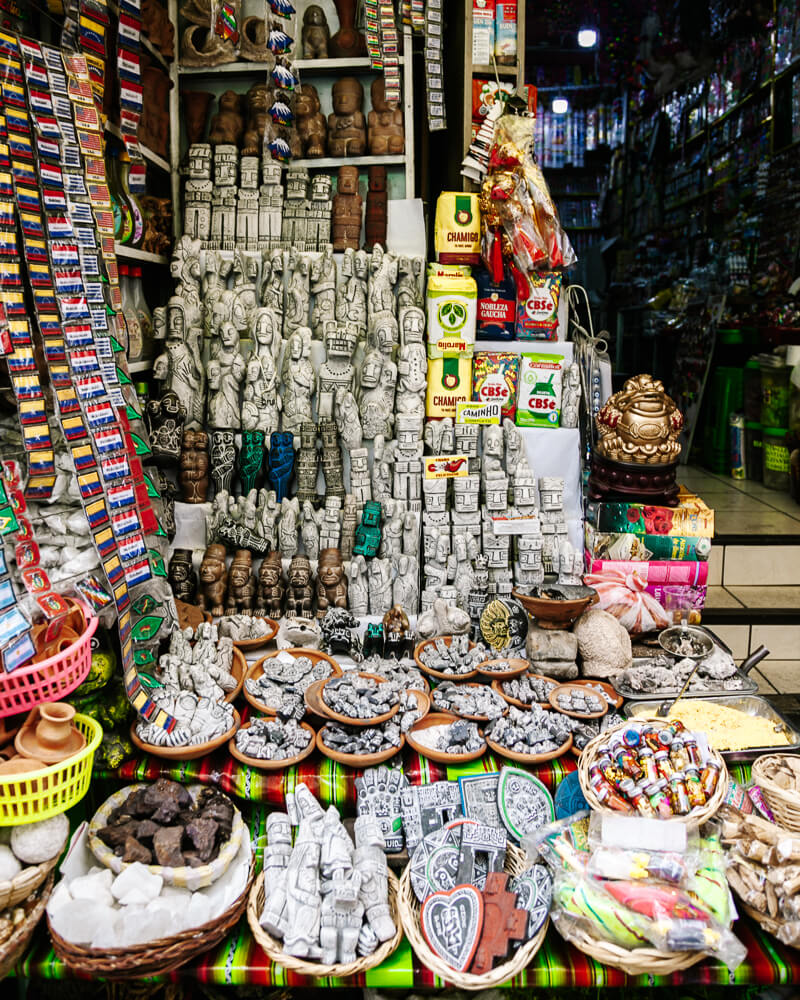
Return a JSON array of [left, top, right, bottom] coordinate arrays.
[[300, 500, 321, 561], [225, 549, 257, 615], [396, 256, 423, 310], [260, 812, 292, 937], [327, 77, 366, 157], [396, 307, 427, 420], [145, 390, 186, 464], [332, 166, 362, 252], [199, 543, 228, 617], [295, 422, 320, 504], [255, 551, 284, 619], [316, 547, 347, 618], [208, 322, 246, 430], [278, 496, 300, 559], [302, 4, 330, 58], [336, 247, 368, 336], [561, 362, 581, 429], [368, 78, 404, 155], [285, 249, 311, 337], [285, 555, 315, 617], [320, 418, 345, 499], [281, 328, 316, 436], [168, 548, 198, 604], [154, 297, 205, 428], [393, 554, 419, 612], [210, 430, 236, 496], [318, 321, 358, 418], [368, 558, 393, 616], [268, 431, 296, 502], [282, 816, 322, 957], [310, 244, 337, 339], [347, 554, 369, 615], [183, 141, 213, 240], [335, 390, 363, 451], [295, 84, 327, 158], [179, 429, 209, 503]]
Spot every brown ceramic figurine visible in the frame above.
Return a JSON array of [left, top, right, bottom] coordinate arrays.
[[183, 91, 214, 144], [142, 0, 175, 58], [209, 90, 245, 146], [302, 5, 330, 58], [365, 164, 387, 248], [329, 0, 366, 58], [255, 551, 284, 618], [225, 549, 257, 615], [179, 429, 210, 503], [295, 84, 327, 158], [168, 548, 198, 604], [327, 77, 366, 156], [140, 66, 172, 157], [332, 165, 362, 251], [199, 543, 229, 617], [368, 77, 404, 155], [316, 548, 348, 617], [285, 554, 314, 617], [243, 82, 271, 155]]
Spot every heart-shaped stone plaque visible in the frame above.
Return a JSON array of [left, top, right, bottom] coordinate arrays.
[[421, 883, 484, 972]]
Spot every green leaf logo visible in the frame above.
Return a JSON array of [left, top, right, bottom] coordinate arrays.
[[131, 614, 164, 642], [134, 649, 155, 666], [437, 300, 467, 333], [132, 594, 161, 616]]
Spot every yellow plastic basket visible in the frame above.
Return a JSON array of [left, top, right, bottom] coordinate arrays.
[[0, 714, 102, 825]]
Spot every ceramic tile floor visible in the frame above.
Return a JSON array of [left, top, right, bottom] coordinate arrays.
[[679, 466, 800, 534]]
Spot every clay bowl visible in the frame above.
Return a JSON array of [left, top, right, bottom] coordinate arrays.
[[512, 586, 598, 630], [226, 648, 246, 703], [244, 648, 341, 716], [130, 709, 240, 761], [221, 616, 279, 652], [406, 687, 431, 720], [14, 704, 86, 765], [485, 729, 573, 764], [570, 678, 624, 710], [316, 725, 404, 767], [228, 719, 316, 771], [475, 656, 530, 680], [406, 711, 487, 764], [413, 637, 478, 682], [431, 681, 507, 723], [491, 673, 558, 710], [547, 682, 609, 720], [316, 672, 400, 727]]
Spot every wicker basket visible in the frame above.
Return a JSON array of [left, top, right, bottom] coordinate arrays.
[[0, 871, 53, 980], [0, 836, 65, 909], [552, 916, 705, 976], [578, 719, 729, 824], [247, 868, 403, 978], [398, 843, 548, 989], [751, 754, 800, 832], [49, 862, 254, 980]]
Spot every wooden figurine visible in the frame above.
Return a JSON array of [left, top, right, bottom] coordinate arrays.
[[285, 554, 314, 617], [368, 78, 404, 155], [316, 547, 348, 618], [332, 165, 362, 251], [208, 90, 245, 146], [199, 543, 228, 617], [168, 548, 197, 604], [365, 164, 387, 249], [225, 549, 257, 615], [295, 84, 327, 158], [470, 872, 528, 975], [329, 0, 366, 58], [255, 551, 284, 618], [327, 77, 366, 156], [302, 4, 330, 58], [243, 82, 270, 156], [179, 428, 209, 503]]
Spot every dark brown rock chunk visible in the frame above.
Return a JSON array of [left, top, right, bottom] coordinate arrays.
[[153, 825, 185, 867], [97, 820, 139, 849], [185, 818, 219, 862], [135, 819, 160, 842], [122, 835, 152, 864]]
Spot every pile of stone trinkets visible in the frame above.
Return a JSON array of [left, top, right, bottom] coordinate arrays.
[[411, 719, 485, 756], [362, 657, 428, 693], [234, 718, 312, 761], [432, 682, 506, 720], [218, 615, 274, 642], [501, 674, 557, 705], [320, 720, 404, 757], [486, 705, 575, 758], [417, 635, 488, 676], [553, 688, 605, 715], [321, 674, 399, 721], [245, 650, 336, 718]]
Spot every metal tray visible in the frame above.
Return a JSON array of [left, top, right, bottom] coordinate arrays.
[[622, 694, 800, 763], [614, 629, 765, 702]]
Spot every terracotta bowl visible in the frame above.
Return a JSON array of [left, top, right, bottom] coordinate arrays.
[[485, 730, 573, 764], [475, 656, 530, 680], [226, 648, 246, 703], [491, 673, 558, 710], [130, 710, 240, 761], [570, 678, 624, 710], [405, 711, 487, 764], [315, 725, 404, 766], [413, 637, 478, 682], [431, 681, 507, 723], [548, 682, 609, 719], [229, 719, 316, 771], [244, 648, 341, 716], [512, 587, 599, 630], [316, 672, 400, 727], [219, 616, 279, 652]]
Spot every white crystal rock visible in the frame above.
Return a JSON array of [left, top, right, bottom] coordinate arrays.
[[45, 880, 72, 919], [111, 862, 163, 902], [51, 897, 115, 945], [116, 904, 172, 946], [159, 885, 192, 904], [117, 887, 152, 907], [0, 844, 22, 880], [70, 869, 114, 907], [10, 812, 69, 864], [185, 892, 213, 929]]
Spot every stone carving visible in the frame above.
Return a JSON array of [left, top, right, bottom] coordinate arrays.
[[367, 77, 404, 154], [393, 554, 419, 612], [396, 306, 427, 420], [168, 548, 197, 604], [347, 554, 369, 615], [331, 165, 362, 251], [210, 430, 236, 496], [199, 543, 228, 617], [561, 362, 581, 429], [179, 429, 209, 503], [255, 551, 285, 618], [368, 558, 393, 616], [318, 321, 358, 419], [237, 155, 260, 245], [260, 162, 284, 247], [336, 247, 368, 337], [154, 296, 205, 428], [268, 431, 296, 502], [315, 547, 348, 618], [340, 494, 358, 560], [211, 144, 239, 246], [184, 142, 213, 241], [285, 248, 311, 337], [295, 84, 327, 158], [277, 496, 300, 560], [238, 429, 265, 496], [396, 256, 424, 310], [309, 174, 333, 249], [328, 77, 366, 156], [300, 500, 321, 561], [302, 4, 330, 58], [320, 418, 345, 499], [145, 390, 186, 464], [295, 421, 319, 504], [358, 324, 397, 441], [225, 549, 257, 615], [335, 390, 363, 451], [310, 244, 337, 339], [208, 323, 246, 430], [286, 555, 314, 618], [280, 328, 315, 436]]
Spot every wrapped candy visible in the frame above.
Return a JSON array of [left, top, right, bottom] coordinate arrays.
[[583, 567, 671, 633]]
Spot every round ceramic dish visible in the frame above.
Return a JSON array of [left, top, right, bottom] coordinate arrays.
[[244, 648, 341, 716], [431, 681, 507, 722], [569, 678, 624, 709], [317, 672, 400, 727], [475, 656, 530, 680], [225, 648, 246, 702], [511, 587, 598, 629], [492, 673, 558, 710], [315, 725, 404, 766], [87, 782, 244, 890], [548, 682, 609, 719], [228, 719, 316, 771], [221, 616, 279, 652], [485, 730, 574, 764], [130, 709, 240, 762], [413, 637, 478, 681], [405, 711, 487, 764]]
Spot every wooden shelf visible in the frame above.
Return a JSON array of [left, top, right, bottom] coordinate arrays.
[[114, 243, 168, 264], [104, 120, 170, 172], [128, 359, 154, 373], [285, 154, 406, 169], [472, 63, 518, 77], [178, 56, 405, 77]]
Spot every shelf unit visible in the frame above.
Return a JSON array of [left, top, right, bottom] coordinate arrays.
[[114, 242, 169, 265], [168, 0, 416, 238], [104, 119, 170, 173]]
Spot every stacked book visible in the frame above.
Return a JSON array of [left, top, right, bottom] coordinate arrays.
[[582, 490, 714, 632]]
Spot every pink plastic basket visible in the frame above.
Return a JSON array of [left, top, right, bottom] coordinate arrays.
[[0, 617, 98, 718]]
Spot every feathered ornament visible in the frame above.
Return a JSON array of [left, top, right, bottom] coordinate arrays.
[[272, 59, 298, 90], [268, 0, 296, 17], [268, 26, 294, 53], [269, 97, 293, 124], [268, 136, 292, 162]]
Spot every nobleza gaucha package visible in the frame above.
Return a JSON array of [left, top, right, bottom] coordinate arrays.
[[516, 352, 563, 427], [475, 265, 516, 339]]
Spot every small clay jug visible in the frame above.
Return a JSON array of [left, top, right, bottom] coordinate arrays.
[[35, 703, 77, 753]]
